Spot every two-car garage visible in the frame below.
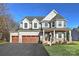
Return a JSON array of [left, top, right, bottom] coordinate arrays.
[[10, 31, 40, 43], [22, 36, 39, 43]]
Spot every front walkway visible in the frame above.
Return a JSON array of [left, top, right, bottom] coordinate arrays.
[[0, 43, 49, 56]]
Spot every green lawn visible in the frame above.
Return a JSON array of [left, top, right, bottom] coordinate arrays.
[[0, 40, 7, 44], [44, 41, 79, 56]]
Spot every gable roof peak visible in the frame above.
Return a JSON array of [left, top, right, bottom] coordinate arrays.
[[52, 9, 58, 14], [32, 18, 39, 21], [41, 9, 58, 22]]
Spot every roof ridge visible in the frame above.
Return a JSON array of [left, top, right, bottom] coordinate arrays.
[[25, 16, 45, 17]]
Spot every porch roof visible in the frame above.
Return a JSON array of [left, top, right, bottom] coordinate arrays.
[[42, 28, 71, 32], [18, 29, 41, 32]]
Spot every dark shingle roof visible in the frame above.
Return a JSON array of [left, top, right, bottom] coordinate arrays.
[[20, 16, 45, 24], [52, 14, 65, 21], [24, 16, 45, 21]]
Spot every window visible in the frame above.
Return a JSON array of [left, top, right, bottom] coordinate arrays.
[[58, 33, 62, 38], [52, 22, 55, 27], [34, 23, 37, 28], [58, 21, 62, 26], [45, 22, 48, 27], [24, 23, 27, 28]]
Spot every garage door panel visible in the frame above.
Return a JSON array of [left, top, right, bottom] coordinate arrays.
[[22, 36, 39, 43], [12, 36, 19, 43]]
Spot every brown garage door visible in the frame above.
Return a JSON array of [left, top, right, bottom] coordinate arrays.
[[12, 36, 19, 43], [22, 36, 39, 43]]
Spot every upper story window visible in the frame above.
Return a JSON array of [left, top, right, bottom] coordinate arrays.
[[24, 23, 27, 28], [58, 21, 62, 26], [34, 23, 37, 28], [52, 21, 55, 27], [45, 22, 48, 27]]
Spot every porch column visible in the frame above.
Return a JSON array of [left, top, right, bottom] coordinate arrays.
[[19, 32, 22, 43], [43, 29, 45, 42], [64, 32, 67, 41], [49, 32, 52, 46], [51, 22, 52, 28], [53, 30, 56, 43], [10, 34, 12, 43], [69, 30, 72, 42]]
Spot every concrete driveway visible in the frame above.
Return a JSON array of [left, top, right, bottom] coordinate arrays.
[[0, 43, 49, 56]]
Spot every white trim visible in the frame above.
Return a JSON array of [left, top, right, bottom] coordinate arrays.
[[19, 32, 40, 36], [10, 34, 12, 43], [22, 18, 30, 29], [32, 18, 40, 29], [55, 21, 65, 28], [69, 30, 72, 42], [41, 10, 57, 22], [53, 30, 56, 42], [42, 22, 50, 29], [10, 32, 19, 43], [56, 32, 64, 39], [65, 32, 67, 41], [49, 32, 52, 46], [19, 33, 22, 43], [43, 29, 45, 42]]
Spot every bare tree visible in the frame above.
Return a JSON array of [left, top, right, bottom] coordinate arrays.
[[0, 3, 17, 41]]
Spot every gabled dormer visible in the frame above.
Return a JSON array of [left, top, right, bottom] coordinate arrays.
[[20, 16, 44, 30], [41, 10, 57, 22], [41, 10, 66, 29], [53, 14, 66, 28], [41, 10, 57, 29], [32, 18, 40, 29], [20, 18, 31, 29]]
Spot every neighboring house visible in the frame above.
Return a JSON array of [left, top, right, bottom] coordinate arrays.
[[10, 10, 72, 45], [72, 28, 79, 41]]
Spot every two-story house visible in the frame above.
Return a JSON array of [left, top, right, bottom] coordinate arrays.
[[10, 10, 72, 45]]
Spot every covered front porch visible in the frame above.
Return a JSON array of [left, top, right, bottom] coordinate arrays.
[[40, 28, 72, 46]]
